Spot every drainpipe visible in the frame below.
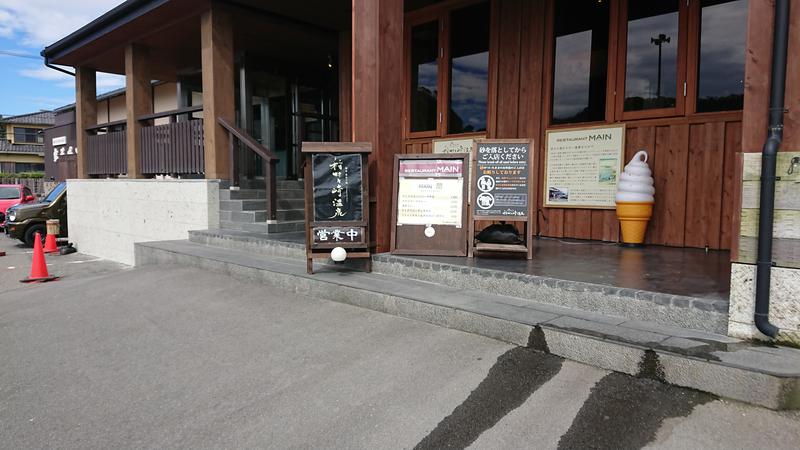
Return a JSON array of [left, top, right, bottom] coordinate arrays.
[[754, 0, 790, 338], [41, 53, 75, 77]]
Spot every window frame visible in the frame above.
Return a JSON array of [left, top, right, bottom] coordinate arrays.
[[404, 0, 492, 140], [614, 0, 690, 121], [545, 0, 747, 127], [13, 126, 43, 145]]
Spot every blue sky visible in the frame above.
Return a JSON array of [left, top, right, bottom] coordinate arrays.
[[0, 0, 125, 116]]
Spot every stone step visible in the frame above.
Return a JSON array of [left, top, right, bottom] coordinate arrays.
[[135, 238, 800, 410], [277, 188, 304, 200], [230, 210, 268, 223], [182, 231, 727, 334], [277, 209, 304, 222], [219, 199, 268, 212], [220, 189, 267, 201], [278, 180, 304, 189], [277, 198, 304, 210]]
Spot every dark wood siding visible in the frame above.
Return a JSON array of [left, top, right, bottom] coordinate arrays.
[[402, 0, 745, 250], [141, 120, 205, 175], [87, 130, 127, 176]]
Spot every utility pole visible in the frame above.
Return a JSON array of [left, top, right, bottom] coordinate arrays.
[[650, 33, 671, 99]]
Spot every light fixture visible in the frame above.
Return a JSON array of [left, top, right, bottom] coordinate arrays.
[[331, 247, 347, 262], [327, 54, 333, 69]]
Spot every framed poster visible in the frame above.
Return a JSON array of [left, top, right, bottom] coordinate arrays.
[[433, 135, 485, 202], [302, 142, 372, 274], [543, 124, 625, 209], [391, 154, 469, 256], [468, 139, 535, 260]]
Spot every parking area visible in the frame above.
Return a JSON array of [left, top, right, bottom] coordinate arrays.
[[0, 234, 129, 289]]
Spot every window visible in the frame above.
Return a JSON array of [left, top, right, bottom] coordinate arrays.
[[410, 21, 440, 133], [0, 187, 20, 200], [15, 163, 45, 173], [407, 1, 491, 137], [448, 1, 490, 134], [696, 0, 748, 112], [13, 127, 42, 144], [551, 0, 609, 124], [623, 1, 682, 113]]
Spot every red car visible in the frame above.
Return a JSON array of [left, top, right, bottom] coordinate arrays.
[[0, 184, 36, 227]]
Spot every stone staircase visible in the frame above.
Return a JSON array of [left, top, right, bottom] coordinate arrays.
[[219, 179, 305, 233]]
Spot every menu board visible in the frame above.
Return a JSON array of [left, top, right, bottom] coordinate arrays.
[[312, 153, 363, 221], [544, 124, 625, 209], [473, 142, 530, 218], [396, 159, 464, 227]]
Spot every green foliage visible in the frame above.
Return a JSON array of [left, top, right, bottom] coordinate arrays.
[[0, 172, 44, 179]]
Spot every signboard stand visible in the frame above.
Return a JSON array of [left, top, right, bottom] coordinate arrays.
[[468, 139, 535, 260], [302, 142, 372, 274], [390, 153, 469, 256]]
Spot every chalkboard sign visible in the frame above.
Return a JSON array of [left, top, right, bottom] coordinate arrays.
[[473, 141, 531, 218], [312, 153, 363, 222], [468, 139, 535, 260], [302, 142, 372, 274]]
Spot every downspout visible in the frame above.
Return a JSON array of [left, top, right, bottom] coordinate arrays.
[[754, 0, 790, 338], [41, 53, 76, 77]]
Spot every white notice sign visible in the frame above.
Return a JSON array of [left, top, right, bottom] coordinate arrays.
[[397, 178, 463, 227], [544, 124, 625, 209]]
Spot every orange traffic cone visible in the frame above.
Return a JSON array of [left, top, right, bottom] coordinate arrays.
[[20, 233, 58, 283], [43, 233, 58, 254], [43, 219, 60, 254]]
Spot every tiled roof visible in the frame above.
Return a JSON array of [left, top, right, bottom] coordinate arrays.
[[0, 111, 55, 126], [0, 140, 45, 155]]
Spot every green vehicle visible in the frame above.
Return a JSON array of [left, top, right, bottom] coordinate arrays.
[[6, 182, 67, 247]]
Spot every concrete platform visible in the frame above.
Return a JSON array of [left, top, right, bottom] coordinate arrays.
[[136, 236, 800, 410], [189, 229, 728, 333]]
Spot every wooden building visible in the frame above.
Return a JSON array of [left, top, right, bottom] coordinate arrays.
[[41, 0, 796, 254]]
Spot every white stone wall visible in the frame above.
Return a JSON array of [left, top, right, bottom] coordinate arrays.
[[67, 179, 220, 265], [728, 263, 800, 340]]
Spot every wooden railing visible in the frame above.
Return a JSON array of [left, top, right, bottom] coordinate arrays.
[[218, 117, 279, 222], [86, 128, 127, 176], [139, 107, 205, 175], [140, 120, 204, 175]]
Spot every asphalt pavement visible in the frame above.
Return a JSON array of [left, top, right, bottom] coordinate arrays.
[[0, 236, 798, 449]]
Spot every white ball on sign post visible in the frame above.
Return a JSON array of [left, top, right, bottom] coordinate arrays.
[[331, 247, 347, 262]]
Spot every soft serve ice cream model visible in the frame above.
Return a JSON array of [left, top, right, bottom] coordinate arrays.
[[615, 150, 655, 245]]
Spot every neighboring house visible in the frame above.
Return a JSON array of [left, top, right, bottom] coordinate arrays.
[[0, 111, 52, 174]]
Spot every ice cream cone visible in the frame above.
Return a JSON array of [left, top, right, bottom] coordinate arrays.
[[616, 201, 653, 245]]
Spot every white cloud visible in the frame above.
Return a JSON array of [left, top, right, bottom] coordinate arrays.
[[0, 0, 122, 48], [19, 65, 125, 92]]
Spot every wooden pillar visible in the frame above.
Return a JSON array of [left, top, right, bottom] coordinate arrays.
[[75, 67, 96, 179], [200, 6, 235, 180], [352, 0, 403, 252], [125, 44, 152, 179]]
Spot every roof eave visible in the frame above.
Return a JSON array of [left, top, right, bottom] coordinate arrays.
[[41, 0, 170, 64]]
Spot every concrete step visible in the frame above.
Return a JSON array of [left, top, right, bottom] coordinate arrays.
[[277, 180, 304, 189], [277, 209, 304, 221], [135, 239, 800, 410], [277, 198, 304, 210], [190, 229, 304, 259], [183, 231, 727, 335], [228, 220, 305, 234], [219, 199, 268, 212], [230, 210, 268, 223], [277, 188, 304, 199], [220, 189, 266, 201]]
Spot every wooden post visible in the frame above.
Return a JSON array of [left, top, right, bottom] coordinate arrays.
[[201, 6, 235, 180], [125, 44, 152, 179], [74, 67, 96, 179], [352, 0, 403, 252]]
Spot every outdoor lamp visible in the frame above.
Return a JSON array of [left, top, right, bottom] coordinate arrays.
[[331, 247, 347, 262]]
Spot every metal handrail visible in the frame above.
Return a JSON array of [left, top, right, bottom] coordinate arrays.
[[217, 117, 279, 222]]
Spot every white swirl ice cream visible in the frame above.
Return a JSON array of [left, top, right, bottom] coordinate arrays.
[[615, 150, 654, 203]]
